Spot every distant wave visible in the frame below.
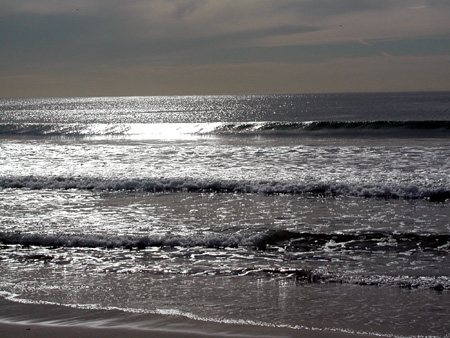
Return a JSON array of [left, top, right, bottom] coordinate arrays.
[[1, 121, 449, 138], [0, 123, 131, 137], [214, 120, 450, 133], [1, 175, 449, 201]]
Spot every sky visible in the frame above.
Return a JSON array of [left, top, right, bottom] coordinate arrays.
[[1, 0, 450, 97]]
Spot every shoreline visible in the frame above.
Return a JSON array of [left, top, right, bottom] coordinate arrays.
[[0, 298, 376, 338]]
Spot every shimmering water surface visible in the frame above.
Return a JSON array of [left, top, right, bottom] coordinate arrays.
[[1, 93, 449, 337]]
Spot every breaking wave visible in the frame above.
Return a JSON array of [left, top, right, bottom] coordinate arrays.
[[0, 232, 262, 249], [1, 175, 449, 201], [1, 230, 448, 291], [1, 230, 447, 253]]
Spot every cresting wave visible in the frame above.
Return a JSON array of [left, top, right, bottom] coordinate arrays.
[[1, 175, 449, 200], [1, 120, 449, 137], [1, 231, 448, 291], [0, 231, 263, 249]]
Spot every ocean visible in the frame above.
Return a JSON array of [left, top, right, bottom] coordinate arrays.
[[0, 92, 449, 337]]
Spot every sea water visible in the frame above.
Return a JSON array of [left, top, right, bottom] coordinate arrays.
[[0, 92, 449, 336]]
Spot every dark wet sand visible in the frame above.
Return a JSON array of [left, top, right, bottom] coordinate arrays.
[[0, 298, 375, 338]]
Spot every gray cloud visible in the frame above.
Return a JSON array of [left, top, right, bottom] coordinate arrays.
[[1, 0, 450, 96], [276, 0, 392, 16], [0, 3, 321, 69]]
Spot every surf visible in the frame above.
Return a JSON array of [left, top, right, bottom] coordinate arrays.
[[1, 175, 449, 200]]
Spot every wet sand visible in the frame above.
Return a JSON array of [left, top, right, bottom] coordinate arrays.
[[0, 298, 375, 338], [0, 321, 376, 338]]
